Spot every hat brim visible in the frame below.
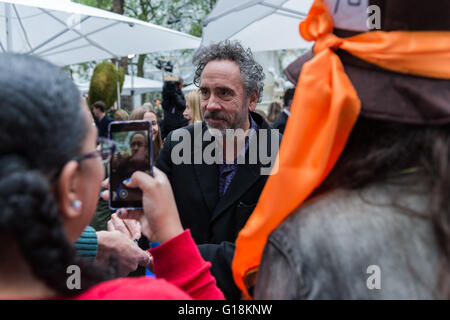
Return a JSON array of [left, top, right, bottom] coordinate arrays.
[[284, 49, 450, 125]]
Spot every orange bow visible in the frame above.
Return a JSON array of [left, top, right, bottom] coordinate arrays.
[[233, 0, 450, 297]]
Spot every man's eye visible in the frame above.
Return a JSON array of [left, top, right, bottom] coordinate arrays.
[[200, 89, 209, 98], [219, 89, 232, 97]]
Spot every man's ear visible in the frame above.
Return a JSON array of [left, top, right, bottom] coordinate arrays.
[[248, 91, 259, 112], [56, 160, 83, 220]]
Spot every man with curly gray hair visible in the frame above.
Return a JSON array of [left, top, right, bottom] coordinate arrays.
[[156, 40, 282, 299], [193, 40, 265, 134]]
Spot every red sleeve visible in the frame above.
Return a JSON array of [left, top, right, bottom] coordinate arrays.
[[149, 229, 225, 300], [74, 277, 193, 300]]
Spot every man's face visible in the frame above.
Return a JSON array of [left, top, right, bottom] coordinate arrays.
[[92, 108, 102, 119], [130, 133, 146, 157], [199, 60, 257, 133]]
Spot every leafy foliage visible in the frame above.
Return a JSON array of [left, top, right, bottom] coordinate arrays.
[[88, 61, 124, 108], [75, 0, 217, 104], [79, 0, 217, 37]]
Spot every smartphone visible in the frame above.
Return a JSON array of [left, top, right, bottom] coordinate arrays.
[[108, 120, 153, 210]]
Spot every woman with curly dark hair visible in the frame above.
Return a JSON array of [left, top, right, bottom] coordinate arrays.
[[0, 54, 223, 300]]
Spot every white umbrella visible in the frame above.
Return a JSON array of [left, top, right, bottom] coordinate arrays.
[[77, 75, 163, 96], [182, 83, 199, 93], [200, 0, 313, 52], [0, 0, 201, 66]]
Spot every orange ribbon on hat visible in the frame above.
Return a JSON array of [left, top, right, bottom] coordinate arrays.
[[233, 0, 450, 298]]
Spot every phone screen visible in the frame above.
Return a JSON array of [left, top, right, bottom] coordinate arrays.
[[108, 120, 153, 210]]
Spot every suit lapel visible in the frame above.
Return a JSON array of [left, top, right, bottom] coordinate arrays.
[[196, 113, 280, 224], [211, 113, 274, 223], [193, 162, 219, 215], [192, 122, 219, 214]]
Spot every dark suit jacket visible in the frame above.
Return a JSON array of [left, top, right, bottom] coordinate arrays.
[[155, 112, 282, 299], [272, 110, 289, 135], [95, 115, 113, 138], [161, 81, 188, 139]]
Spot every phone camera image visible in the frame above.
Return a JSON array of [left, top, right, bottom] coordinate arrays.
[[119, 189, 129, 199], [108, 121, 153, 210]]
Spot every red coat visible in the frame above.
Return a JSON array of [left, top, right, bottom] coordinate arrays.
[[74, 230, 225, 300]]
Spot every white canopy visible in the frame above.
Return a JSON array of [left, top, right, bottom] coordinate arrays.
[[182, 83, 199, 93], [77, 75, 163, 96], [0, 0, 201, 66], [201, 0, 313, 52]]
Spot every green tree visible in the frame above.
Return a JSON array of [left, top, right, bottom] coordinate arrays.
[[77, 0, 112, 10], [88, 61, 124, 109]]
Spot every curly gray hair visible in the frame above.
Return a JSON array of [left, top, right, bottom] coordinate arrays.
[[193, 40, 265, 103]]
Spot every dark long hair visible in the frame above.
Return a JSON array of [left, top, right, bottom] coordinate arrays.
[[315, 117, 450, 298], [0, 54, 114, 296], [129, 107, 163, 160]]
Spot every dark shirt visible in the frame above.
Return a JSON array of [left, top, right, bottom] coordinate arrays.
[[162, 81, 186, 115], [218, 115, 258, 198], [96, 115, 114, 138], [161, 83, 188, 139]]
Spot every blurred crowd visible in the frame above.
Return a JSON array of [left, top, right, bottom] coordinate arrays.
[[0, 0, 449, 301]]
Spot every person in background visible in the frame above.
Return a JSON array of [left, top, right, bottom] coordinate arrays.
[[92, 101, 113, 138], [89, 101, 116, 231], [142, 102, 154, 110], [183, 90, 203, 125], [129, 104, 154, 120], [154, 98, 164, 121], [130, 106, 163, 161], [160, 78, 188, 139], [113, 109, 129, 121], [0, 53, 224, 300], [272, 88, 294, 135], [143, 110, 163, 160], [266, 101, 282, 126]]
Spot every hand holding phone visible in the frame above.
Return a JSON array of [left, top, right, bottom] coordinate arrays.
[[108, 120, 153, 210], [100, 167, 184, 244]]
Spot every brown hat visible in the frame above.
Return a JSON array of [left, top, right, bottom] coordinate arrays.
[[285, 0, 450, 124]]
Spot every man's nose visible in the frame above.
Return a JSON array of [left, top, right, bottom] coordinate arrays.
[[205, 94, 221, 112]]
